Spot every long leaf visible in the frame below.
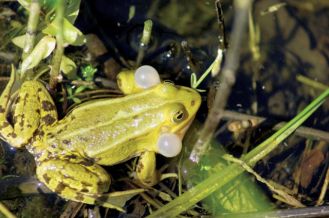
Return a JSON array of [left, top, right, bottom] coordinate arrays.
[[21, 36, 56, 72]]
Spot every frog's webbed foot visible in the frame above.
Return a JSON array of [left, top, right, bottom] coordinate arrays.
[[36, 158, 112, 207]]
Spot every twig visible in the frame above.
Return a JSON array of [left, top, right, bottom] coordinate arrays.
[[317, 166, 329, 205], [60, 201, 84, 218], [49, 0, 65, 89], [297, 75, 329, 91], [248, 6, 261, 113], [215, 0, 228, 50], [0, 52, 16, 63], [126, 181, 163, 209], [221, 110, 329, 142], [158, 183, 177, 199], [189, 0, 253, 163]]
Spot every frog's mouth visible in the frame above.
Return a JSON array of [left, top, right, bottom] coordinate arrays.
[[175, 117, 195, 140]]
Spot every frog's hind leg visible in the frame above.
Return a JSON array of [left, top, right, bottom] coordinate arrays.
[[13, 79, 57, 144], [36, 158, 112, 206], [0, 66, 57, 148]]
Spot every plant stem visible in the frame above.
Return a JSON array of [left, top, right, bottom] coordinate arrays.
[[22, 0, 40, 57], [135, 19, 153, 67], [297, 75, 329, 90], [215, 0, 228, 50], [189, 0, 253, 163], [49, 0, 65, 89], [20, 0, 40, 79]]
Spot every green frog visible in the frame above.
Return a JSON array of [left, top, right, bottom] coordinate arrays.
[[0, 65, 201, 209]]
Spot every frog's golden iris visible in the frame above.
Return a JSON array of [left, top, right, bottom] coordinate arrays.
[[0, 66, 201, 209]]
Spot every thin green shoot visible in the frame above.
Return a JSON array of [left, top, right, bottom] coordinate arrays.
[[190, 48, 223, 91]]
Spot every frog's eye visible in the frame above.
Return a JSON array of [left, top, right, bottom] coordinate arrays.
[[157, 133, 182, 157], [172, 108, 187, 123], [134, 65, 161, 89]]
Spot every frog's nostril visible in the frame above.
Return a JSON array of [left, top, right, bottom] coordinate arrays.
[[191, 100, 195, 107]]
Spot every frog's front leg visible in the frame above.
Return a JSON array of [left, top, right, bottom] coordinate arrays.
[[0, 67, 57, 148], [135, 151, 158, 186], [135, 132, 183, 186], [36, 158, 112, 206], [136, 151, 178, 186]]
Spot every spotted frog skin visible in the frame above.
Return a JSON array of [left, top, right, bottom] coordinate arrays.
[[0, 68, 201, 208]]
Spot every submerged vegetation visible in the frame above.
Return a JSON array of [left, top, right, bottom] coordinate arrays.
[[0, 0, 328, 217]]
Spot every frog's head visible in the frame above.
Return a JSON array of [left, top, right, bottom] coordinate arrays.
[[159, 82, 201, 135], [117, 66, 201, 158], [151, 82, 201, 158]]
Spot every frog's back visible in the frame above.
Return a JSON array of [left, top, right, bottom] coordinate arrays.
[[44, 87, 171, 164]]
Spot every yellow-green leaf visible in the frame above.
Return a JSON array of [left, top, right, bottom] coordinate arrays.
[[65, 0, 81, 23], [60, 55, 77, 79], [42, 18, 86, 46], [12, 34, 25, 48], [158, 191, 173, 202], [21, 36, 56, 72], [12, 33, 43, 49]]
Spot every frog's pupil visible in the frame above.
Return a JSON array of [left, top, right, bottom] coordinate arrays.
[[175, 111, 184, 120]]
